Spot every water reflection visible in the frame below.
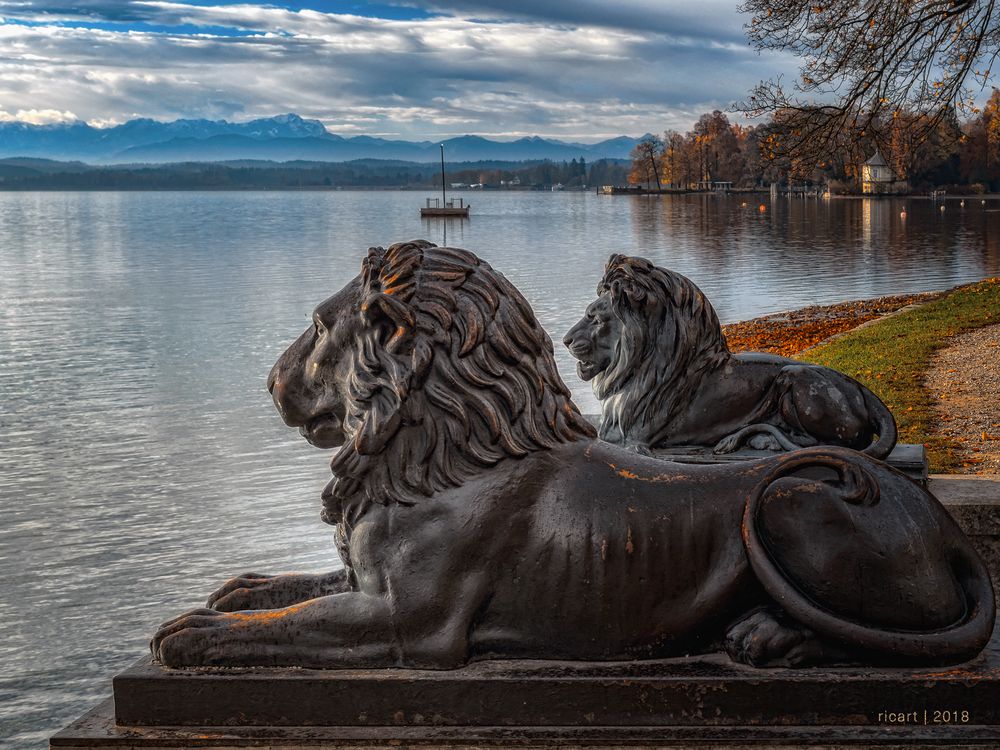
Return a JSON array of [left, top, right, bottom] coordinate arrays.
[[0, 191, 997, 748]]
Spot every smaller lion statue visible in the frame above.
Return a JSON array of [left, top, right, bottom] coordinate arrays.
[[564, 254, 898, 458]]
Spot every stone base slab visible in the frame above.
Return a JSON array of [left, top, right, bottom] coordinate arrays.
[[109, 630, 1000, 729], [49, 697, 1000, 748], [50, 623, 1000, 748]]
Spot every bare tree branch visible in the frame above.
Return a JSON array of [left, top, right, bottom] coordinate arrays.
[[736, 0, 1000, 165]]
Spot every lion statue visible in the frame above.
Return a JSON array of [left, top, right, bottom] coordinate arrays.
[[152, 240, 992, 670], [564, 254, 899, 458]]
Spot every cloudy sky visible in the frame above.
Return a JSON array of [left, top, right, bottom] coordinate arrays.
[[0, 1, 800, 140]]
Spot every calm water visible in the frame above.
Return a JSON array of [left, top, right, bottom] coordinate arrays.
[[1, 190, 998, 747]]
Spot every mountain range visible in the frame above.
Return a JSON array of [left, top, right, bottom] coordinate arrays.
[[0, 114, 645, 164]]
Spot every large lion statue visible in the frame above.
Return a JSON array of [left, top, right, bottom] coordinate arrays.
[[152, 241, 993, 670], [564, 254, 899, 457]]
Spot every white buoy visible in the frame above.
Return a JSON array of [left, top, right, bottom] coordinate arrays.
[[940, 204, 946, 211], [961, 200, 965, 207]]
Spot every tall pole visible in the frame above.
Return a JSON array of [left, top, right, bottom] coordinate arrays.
[[440, 144, 446, 206]]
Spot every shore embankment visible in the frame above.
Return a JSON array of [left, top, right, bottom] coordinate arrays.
[[721, 279, 1000, 473]]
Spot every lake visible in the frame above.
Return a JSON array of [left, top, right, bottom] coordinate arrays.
[[1, 190, 998, 748]]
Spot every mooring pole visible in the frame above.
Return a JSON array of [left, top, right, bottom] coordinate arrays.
[[440, 144, 446, 206]]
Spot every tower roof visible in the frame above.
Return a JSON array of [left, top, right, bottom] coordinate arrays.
[[865, 150, 888, 167]]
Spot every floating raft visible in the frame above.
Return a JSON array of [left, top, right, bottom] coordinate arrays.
[[420, 197, 469, 217]]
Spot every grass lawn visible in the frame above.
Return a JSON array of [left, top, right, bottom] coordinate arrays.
[[800, 277, 1000, 472]]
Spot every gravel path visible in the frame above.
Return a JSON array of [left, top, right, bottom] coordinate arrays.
[[925, 322, 1000, 474]]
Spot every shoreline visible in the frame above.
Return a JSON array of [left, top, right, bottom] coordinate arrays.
[[721, 291, 944, 358]]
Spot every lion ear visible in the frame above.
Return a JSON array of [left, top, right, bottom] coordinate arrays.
[[361, 292, 416, 352]]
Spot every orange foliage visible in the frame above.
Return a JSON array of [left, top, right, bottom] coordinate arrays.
[[722, 293, 938, 357]]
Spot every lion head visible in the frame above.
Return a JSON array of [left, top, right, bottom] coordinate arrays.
[[268, 240, 596, 524], [563, 254, 729, 446]]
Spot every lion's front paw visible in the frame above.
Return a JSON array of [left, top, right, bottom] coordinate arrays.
[[713, 434, 742, 454], [151, 607, 235, 667], [207, 571, 347, 612], [207, 572, 274, 611]]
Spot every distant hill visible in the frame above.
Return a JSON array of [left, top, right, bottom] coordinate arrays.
[[0, 156, 630, 190], [0, 114, 647, 164]]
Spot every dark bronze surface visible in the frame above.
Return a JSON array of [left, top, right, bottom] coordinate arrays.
[[150, 241, 994, 671], [564, 254, 899, 457]]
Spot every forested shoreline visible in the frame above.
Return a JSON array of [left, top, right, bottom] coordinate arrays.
[[628, 91, 1000, 193]]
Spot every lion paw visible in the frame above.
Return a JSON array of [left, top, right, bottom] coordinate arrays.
[[747, 434, 782, 451], [724, 608, 830, 667], [151, 607, 234, 667], [207, 571, 349, 612], [713, 434, 742, 454]]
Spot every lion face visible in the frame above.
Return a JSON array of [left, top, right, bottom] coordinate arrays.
[[563, 294, 621, 381], [267, 278, 362, 450]]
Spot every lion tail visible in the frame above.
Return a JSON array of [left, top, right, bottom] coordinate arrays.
[[860, 388, 897, 460], [743, 448, 995, 665]]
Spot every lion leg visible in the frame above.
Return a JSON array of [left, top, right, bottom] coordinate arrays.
[[153, 591, 407, 668], [725, 607, 850, 667], [207, 569, 351, 612]]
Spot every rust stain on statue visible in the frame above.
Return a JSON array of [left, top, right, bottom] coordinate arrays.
[[228, 601, 309, 626]]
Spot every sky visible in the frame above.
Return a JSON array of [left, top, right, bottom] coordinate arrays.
[[0, 1, 802, 140]]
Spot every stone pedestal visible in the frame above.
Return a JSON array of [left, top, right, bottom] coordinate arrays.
[[52, 624, 1000, 749], [933, 476, 1000, 591]]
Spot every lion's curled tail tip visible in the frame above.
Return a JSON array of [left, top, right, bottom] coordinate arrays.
[[765, 446, 881, 507], [860, 388, 898, 460]]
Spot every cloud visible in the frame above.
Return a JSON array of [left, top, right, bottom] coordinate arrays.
[[397, 0, 750, 42], [0, 2, 798, 138], [0, 107, 78, 124]]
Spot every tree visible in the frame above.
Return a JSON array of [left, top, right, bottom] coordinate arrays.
[[660, 130, 686, 188], [738, 0, 1000, 166], [629, 136, 664, 189], [691, 110, 744, 183]]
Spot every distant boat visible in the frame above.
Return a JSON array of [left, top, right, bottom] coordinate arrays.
[[421, 144, 470, 217]]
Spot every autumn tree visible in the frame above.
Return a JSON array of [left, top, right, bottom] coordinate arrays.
[[959, 87, 1000, 185], [659, 130, 688, 188], [629, 135, 664, 189], [738, 0, 1000, 166], [693, 110, 747, 183]]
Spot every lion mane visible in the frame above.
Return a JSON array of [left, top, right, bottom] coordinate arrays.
[[593, 254, 729, 445], [326, 240, 596, 520]]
